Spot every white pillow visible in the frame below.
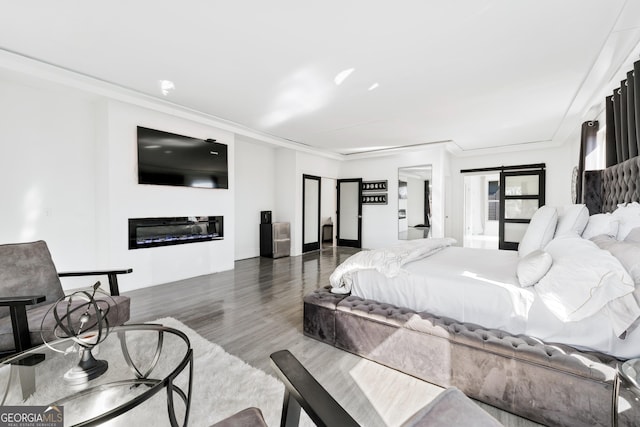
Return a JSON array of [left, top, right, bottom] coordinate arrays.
[[537, 236, 635, 332], [625, 227, 640, 243], [516, 249, 553, 287], [591, 234, 640, 286], [612, 202, 640, 240], [608, 242, 640, 287], [555, 204, 589, 237], [518, 206, 558, 258], [581, 213, 619, 240]]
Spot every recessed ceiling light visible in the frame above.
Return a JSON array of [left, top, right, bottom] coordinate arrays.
[[334, 68, 355, 86], [368, 83, 379, 91], [159, 80, 175, 96]]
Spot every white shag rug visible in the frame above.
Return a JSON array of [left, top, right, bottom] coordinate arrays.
[[145, 317, 291, 426], [3, 317, 313, 426]]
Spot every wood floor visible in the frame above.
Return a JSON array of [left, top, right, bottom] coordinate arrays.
[[125, 247, 539, 427]]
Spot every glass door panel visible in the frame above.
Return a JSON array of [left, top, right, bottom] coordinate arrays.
[[337, 179, 362, 248], [504, 175, 540, 196], [503, 223, 529, 243], [504, 200, 539, 220], [303, 175, 321, 252]]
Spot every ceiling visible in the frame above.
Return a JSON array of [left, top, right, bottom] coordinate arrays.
[[2, 1, 640, 157]]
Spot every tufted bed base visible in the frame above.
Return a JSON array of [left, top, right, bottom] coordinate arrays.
[[304, 287, 640, 426]]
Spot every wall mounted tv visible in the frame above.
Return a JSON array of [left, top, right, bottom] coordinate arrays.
[[137, 126, 228, 189]]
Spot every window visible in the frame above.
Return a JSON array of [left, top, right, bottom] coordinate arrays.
[[487, 180, 499, 221]]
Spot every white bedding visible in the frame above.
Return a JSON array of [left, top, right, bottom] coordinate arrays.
[[346, 244, 640, 359], [329, 238, 456, 294]]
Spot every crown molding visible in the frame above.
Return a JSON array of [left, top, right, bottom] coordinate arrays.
[[0, 49, 345, 161]]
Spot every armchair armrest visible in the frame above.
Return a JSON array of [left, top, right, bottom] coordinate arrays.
[[58, 268, 132, 296], [0, 295, 46, 354], [270, 350, 359, 427], [0, 296, 46, 306]]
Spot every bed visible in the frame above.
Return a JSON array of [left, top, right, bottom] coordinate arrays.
[[303, 156, 640, 427]]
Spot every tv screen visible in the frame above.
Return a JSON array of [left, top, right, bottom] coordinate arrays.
[[137, 126, 228, 189]]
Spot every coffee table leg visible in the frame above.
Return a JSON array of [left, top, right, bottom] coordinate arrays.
[[166, 351, 193, 427]]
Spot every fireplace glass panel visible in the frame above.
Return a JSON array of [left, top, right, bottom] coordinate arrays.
[[129, 216, 223, 249]]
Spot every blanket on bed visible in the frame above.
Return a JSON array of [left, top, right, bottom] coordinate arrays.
[[330, 238, 456, 294]]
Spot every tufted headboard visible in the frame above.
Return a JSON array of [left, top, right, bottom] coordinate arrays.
[[583, 156, 640, 214]]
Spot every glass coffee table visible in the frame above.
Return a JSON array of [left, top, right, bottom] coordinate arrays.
[[620, 358, 640, 392], [0, 324, 192, 426]]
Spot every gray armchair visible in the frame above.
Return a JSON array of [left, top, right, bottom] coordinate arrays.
[[211, 350, 503, 427], [0, 240, 131, 356]]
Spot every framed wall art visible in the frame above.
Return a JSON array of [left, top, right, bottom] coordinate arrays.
[[362, 193, 387, 205]]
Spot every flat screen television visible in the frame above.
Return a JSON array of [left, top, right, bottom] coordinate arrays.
[[137, 126, 228, 189]]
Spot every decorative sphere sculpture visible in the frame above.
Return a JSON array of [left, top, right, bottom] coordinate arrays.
[[42, 281, 114, 385]]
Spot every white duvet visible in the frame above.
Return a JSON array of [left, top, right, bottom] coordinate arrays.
[[329, 237, 456, 294], [337, 239, 640, 359]]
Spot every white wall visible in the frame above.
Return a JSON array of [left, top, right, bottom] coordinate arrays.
[[340, 146, 448, 249], [0, 72, 100, 272], [0, 71, 237, 292], [450, 144, 574, 244], [102, 101, 235, 291], [274, 148, 297, 230], [234, 136, 277, 260]]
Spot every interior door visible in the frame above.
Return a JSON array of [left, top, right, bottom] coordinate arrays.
[[499, 170, 545, 250], [303, 174, 321, 252], [337, 178, 362, 248]]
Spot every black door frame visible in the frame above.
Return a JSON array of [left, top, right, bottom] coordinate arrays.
[[302, 174, 321, 252], [336, 178, 362, 248], [499, 169, 545, 250]]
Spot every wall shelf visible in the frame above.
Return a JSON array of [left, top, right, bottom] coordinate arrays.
[[362, 180, 388, 192], [362, 193, 388, 205]]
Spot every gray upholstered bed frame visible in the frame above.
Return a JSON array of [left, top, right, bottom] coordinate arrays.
[[303, 156, 640, 427], [584, 156, 640, 214]]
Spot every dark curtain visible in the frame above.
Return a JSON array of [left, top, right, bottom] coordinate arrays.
[[577, 121, 599, 203], [606, 95, 617, 167], [605, 60, 640, 166], [628, 70, 638, 159]]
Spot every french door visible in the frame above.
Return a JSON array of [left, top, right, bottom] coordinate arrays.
[[302, 174, 321, 252], [499, 169, 546, 250], [461, 164, 545, 251], [336, 178, 362, 248]]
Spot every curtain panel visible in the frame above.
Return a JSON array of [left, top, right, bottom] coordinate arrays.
[[577, 120, 599, 203], [606, 60, 640, 166]]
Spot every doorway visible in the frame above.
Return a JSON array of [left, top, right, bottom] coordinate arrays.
[[462, 164, 546, 251], [336, 178, 362, 248], [463, 173, 499, 249], [302, 174, 321, 252], [320, 177, 337, 249]]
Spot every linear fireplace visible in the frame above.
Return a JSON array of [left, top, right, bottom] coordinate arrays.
[[128, 216, 223, 249]]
